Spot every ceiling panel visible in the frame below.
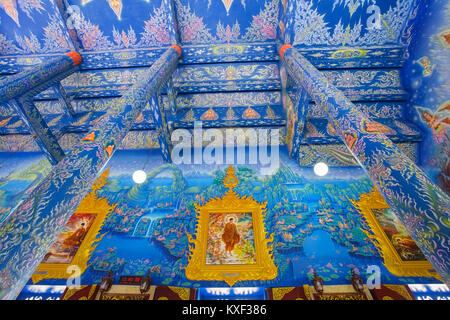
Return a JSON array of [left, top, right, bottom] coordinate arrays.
[[0, 0, 74, 56]]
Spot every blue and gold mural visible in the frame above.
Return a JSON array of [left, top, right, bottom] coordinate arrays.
[[0, 148, 442, 289], [282, 0, 418, 47], [0, 0, 73, 55], [0, 0, 448, 299]]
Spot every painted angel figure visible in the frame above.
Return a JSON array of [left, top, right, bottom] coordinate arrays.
[[416, 103, 450, 143]]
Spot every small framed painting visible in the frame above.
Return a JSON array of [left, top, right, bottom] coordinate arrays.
[[350, 188, 439, 279], [185, 165, 277, 286], [32, 169, 116, 283]]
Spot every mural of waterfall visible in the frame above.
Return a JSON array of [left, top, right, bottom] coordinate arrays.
[[4, 149, 441, 288]]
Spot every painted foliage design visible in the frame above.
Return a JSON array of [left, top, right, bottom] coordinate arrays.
[[0, 0, 73, 55], [0, 47, 179, 299], [174, 0, 278, 44], [64, 0, 176, 51], [281, 44, 450, 283]]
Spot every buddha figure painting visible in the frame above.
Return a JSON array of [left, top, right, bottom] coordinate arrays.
[[41, 213, 96, 264], [372, 209, 427, 261], [206, 212, 256, 265]]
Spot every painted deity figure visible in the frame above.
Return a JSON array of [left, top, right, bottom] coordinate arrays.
[[221, 217, 240, 256], [417, 104, 450, 141], [62, 222, 87, 249]]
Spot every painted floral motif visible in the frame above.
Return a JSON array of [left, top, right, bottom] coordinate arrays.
[[174, 0, 215, 44], [242, 106, 260, 119], [175, 0, 278, 44], [288, 0, 415, 47], [200, 107, 219, 120], [107, 0, 123, 20], [243, 0, 278, 41], [0, 1, 72, 55], [0, 33, 16, 54], [112, 26, 137, 48], [73, 12, 114, 50], [220, 0, 235, 14], [216, 21, 240, 43], [140, 2, 173, 46], [1, 13, 72, 55], [41, 14, 72, 53]]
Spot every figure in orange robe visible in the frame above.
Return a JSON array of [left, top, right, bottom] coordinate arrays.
[[222, 218, 240, 256], [62, 223, 87, 249]]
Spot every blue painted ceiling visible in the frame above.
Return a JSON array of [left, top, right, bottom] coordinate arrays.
[[0, 0, 426, 167]]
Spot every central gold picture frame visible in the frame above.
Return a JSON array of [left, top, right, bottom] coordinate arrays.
[[185, 165, 278, 286]]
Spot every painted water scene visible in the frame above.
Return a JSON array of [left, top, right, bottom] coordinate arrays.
[[372, 209, 426, 262], [206, 212, 256, 265]]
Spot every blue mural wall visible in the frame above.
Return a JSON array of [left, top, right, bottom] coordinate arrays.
[[402, 0, 450, 196], [0, 0, 74, 55], [0, 152, 49, 223], [0, 0, 446, 293], [62, 0, 177, 51], [174, 0, 278, 44], [282, 0, 417, 48], [0, 148, 441, 289]]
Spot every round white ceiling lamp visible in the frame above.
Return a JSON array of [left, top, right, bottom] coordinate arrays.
[[313, 162, 329, 176], [132, 170, 147, 184]]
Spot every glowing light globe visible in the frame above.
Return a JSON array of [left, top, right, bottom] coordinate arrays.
[[132, 170, 147, 184], [313, 162, 328, 176]]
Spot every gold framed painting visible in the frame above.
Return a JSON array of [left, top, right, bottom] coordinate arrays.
[[185, 165, 278, 286], [31, 169, 116, 283], [350, 188, 439, 280]]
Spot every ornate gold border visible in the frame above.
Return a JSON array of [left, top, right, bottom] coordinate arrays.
[[185, 165, 278, 286], [349, 188, 440, 280], [32, 169, 116, 283]]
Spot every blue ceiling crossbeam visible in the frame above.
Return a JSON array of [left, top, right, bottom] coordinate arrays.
[[51, 82, 77, 118], [149, 94, 173, 162], [286, 85, 311, 160], [0, 53, 81, 164], [12, 64, 407, 102], [7, 98, 65, 165]]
